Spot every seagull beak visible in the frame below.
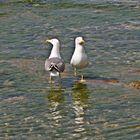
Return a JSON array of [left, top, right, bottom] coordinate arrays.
[[45, 39, 51, 43], [80, 39, 85, 45]]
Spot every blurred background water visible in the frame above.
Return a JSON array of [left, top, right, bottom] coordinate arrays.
[[0, 0, 140, 139]]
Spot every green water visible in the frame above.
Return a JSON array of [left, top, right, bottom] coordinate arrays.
[[0, 0, 140, 139]]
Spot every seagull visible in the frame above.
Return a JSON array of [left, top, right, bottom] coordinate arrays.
[[45, 38, 65, 82], [70, 37, 88, 82]]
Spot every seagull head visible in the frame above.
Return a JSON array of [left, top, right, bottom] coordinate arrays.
[[75, 37, 85, 45], [46, 38, 60, 47]]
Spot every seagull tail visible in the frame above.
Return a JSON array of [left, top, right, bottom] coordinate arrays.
[[49, 63, 60, 72]]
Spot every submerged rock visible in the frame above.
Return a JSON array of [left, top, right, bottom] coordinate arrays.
[[128, 80, 140, 89], [103, 79, 119, 84]]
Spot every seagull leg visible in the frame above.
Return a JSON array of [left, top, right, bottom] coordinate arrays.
[[49, 76, 56, 84], [81, 74, 83, 81], [49, 75, 52, 83], [80, 73, 86, 83], [74, 68, 77, 76], [58, 74, 62, 84]]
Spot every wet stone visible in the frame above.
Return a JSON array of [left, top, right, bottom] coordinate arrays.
[[128, 80, 140, 89]]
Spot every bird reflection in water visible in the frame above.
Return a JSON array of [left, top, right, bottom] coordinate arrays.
[[48, 88, 64, 107], [47, 87, 64, 127], [72, 82, 90, 134]]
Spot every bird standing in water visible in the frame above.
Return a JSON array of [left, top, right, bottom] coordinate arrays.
[[45, 38, 65, 83], [70, 37, 88, 82]]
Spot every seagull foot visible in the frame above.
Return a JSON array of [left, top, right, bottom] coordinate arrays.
[[79, 74, 86, 83], [79, 79, 86, 83], [49, 80, 55, 84]]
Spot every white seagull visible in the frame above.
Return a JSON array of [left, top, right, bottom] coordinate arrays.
[[70, 37, 88, 82], [45, 38, 65, 82]]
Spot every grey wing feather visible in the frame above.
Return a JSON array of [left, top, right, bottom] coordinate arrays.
[[45, 57, 65, 72]]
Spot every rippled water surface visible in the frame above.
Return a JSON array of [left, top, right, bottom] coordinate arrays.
[[0, 0, 140, 139]]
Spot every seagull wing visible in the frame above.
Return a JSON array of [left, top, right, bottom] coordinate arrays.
[[45, 57, 65, 72]]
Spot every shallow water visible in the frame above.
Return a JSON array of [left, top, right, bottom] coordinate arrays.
[[0, 0, 140, 139]]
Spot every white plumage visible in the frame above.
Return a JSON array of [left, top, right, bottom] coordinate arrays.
[[70, 37, 88, 82]]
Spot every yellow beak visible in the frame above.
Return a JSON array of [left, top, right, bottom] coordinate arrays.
[[80, 39, 85, 44], [45, 39, 51, 43]]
